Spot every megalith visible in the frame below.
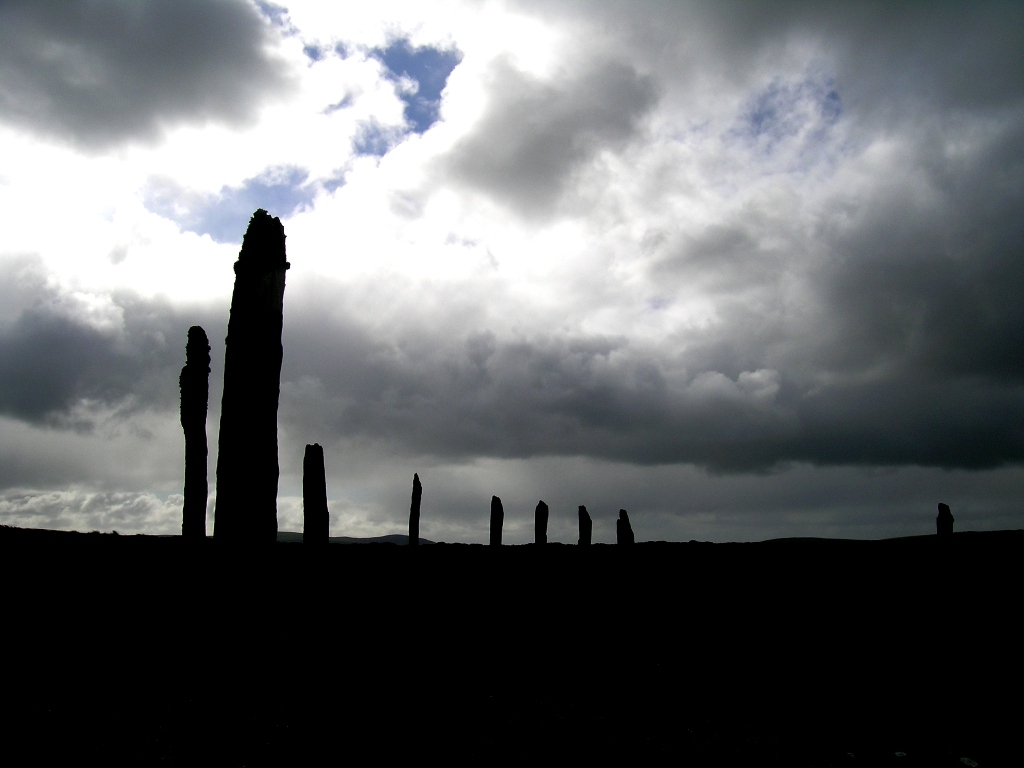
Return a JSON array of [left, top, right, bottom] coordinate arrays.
[[936, 503, 954, 536], [303, 444, 329, 545], [213, 209, 290, 543], [490, 496, 504, 546], [409, 473, 422, 547], [578, 506, 592, 546], [179, 326, 210, 539], [617, 509, 635, 545], [535, 500, 549, 546]]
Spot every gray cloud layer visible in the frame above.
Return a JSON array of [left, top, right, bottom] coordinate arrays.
[[0, 0, 292, 149], [446, 57, 659, 217], [0, 256, 225, 428]]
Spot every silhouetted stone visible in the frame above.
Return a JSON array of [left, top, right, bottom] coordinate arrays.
[[409, 473, 422, 547], [578, 506, 592, 546], [937, 503, 954, 536], [179, 326, 210, 539], [214, 209, 290, 543], [535, 500, 549, 545], [490, 496, 504, 546], [303, 444, 329, 545], [617, 509, 635, 545]]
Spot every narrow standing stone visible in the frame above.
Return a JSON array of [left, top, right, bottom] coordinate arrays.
[[302, 444, 329, 545], [214, 209, 290, 543], [578, 506, 592, 546], [617, 509, 635, 545], [936, 503, 954, 536], [535, 500, 549, 546], [409, 473, 422, 547], [179, 326, 210, 539], [490, 496, 504, 546]]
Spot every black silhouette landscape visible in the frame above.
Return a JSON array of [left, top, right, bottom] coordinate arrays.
[[1, 210, 1019, 767]]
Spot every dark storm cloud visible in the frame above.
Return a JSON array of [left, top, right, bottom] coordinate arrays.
[[0, 257, 224, 427], [542, 1, 1024, 117], [445, 57, 659, 217], [277, 264, 1024, 474], [0, 0, 293, 150]]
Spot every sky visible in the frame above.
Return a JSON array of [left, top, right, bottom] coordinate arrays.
[[0, 0, 1022, 543]]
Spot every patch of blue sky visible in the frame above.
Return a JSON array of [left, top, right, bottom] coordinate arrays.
[[352, 120, 405, 158], [735, 75, 842, 155], [144, 166, 317, 244], [370, 38, 462, 134], [254, 1, 289, 28], [303, 43, 325, 62]]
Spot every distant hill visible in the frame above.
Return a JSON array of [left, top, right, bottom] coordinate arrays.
[[276, 531, 435, 545]]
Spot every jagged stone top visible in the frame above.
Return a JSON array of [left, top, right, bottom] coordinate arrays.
[[237, 209, 289, 270], [184, 325, 210, 370]]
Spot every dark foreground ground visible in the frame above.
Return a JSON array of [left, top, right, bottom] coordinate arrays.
[[1, 526, 1021, 766]]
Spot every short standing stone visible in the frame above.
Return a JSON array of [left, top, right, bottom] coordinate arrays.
[[302, 444, 329, 545], [578, 506, 592, 547], [409, 473, 422, 547], [490, 496, 504, 546], [936, 503, 954, 536], [535, 500, 549, 546], [617, 509, 635, 545]]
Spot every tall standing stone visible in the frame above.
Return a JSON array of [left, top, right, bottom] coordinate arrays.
[[409, 473, 422, 547], [179, 326, 210, 539], [214, 209, 290, 543], [578, 506, 592, 547], [303, 444, 329, 545], [535, 500, 549, 546], [490, 496, 504, 546], [936, 503, 954, 536]]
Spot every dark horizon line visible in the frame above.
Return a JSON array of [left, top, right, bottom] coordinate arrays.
[[1, 523, 1019, 547]]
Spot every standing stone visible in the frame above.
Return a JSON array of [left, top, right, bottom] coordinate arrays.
[[617, 509, 635, 546], [535, 500, 549, 546], [490, 496, 504, 546], [302, 444, 329, 545], [936, 503, 954, 536], [578, 506, 592, 547], [214, 209, 290, 543], [409, 473, 422, 547], [179, 326, 210, 539]]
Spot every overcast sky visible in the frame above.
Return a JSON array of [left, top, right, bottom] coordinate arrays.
[[1, 0, 1022, 543]]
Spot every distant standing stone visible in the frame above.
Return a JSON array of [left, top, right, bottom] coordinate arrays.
[[617, 509, 635, 545], [578, 506, 592, 547], [535, 500, 549, 546], [409, 473, 422, 547], [936, 503, 954, 536], [490, 496, 504, 546]]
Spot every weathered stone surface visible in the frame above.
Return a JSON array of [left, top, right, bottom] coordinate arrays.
[[490, 496, 504, 546], [179, 326, 210, 539], [409, 473, 422, 547], [578, 505, 592, 546], [535, 500, 549, 546], [214, 209, 290, 543], [617, 509, 635, 545], [302, 444, 329, 545], [936, 503, 954, 536]]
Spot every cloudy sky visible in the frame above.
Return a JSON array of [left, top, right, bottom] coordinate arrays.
[[1, 0, 1022, 543]]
